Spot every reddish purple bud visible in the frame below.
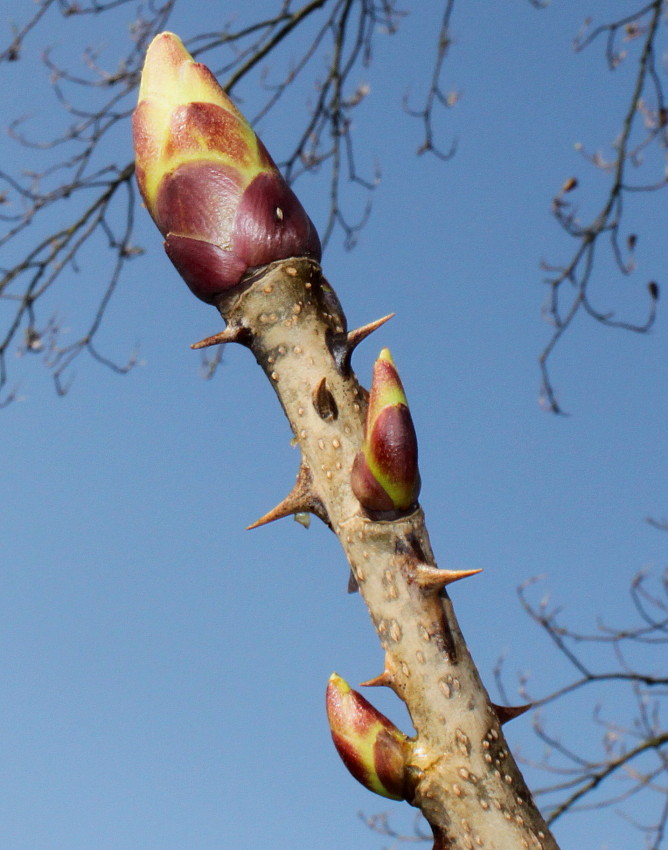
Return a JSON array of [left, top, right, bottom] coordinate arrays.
[[133, 32, 321, 302], [326, 673, 409, 800], [351, 349, 420, 513]]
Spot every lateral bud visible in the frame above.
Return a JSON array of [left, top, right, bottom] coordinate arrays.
[[351, 348, 420, 514], [326, 673, 409, 800]]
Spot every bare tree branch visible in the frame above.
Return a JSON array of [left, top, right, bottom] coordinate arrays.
[[0, 0, 175, 402], [358, 810, 432, 846], [539, 0, 665, 414], [403, 0, 458, 161], [496, 568, 668, 847], [0, 1, 458, 403]]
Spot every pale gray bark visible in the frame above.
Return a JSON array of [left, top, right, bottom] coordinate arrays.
[[199, 257, 561, 850]]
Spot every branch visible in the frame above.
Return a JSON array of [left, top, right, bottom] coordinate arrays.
[[545, 731, 668, 824], [0, 1, 458, 403], [539, 1, 665, 413], [201, 258, 560, 849], [403, 0, 458, 160], [0, 0, 176, 402], [497, 569, 667, 846]]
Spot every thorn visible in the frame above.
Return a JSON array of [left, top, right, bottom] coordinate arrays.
[[414, 564, 483, 591], [246, 462, 329, 530], [191, 325, 248, 349], [346, 313, 395, 354], [347, 570, 359, 593], [360, 671, 394, 688], [492, 702, 532, 725], [328, 313, 395, 376]]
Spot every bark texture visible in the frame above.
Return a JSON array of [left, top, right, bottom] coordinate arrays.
[[205, 257, 560, 850]]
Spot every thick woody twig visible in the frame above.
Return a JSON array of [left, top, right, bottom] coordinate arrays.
[[136, 27, 553, 847], [197, 256, 561, 849]]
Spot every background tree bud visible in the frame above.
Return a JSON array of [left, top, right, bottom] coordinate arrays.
[[326, 673, 409, 800], [133, 32, 321, 302], [351, 348, 420, 512]]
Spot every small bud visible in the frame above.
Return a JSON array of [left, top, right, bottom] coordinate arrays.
[[560, 176, 578, 194], [326, 673, 409, 800], [133, 32, 320, 303], [351, 348, 420, 513]]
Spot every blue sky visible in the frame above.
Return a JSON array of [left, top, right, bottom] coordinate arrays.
[[1, 2, 665, 848]]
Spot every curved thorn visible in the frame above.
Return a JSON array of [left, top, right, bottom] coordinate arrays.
[[492, 702, 533, 725], [360, 671, 394, 688], [247, 462, 329, 529], [191, 326, 248, 349], [414, 565, 483, 591], [346, 313, 395, 354]]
